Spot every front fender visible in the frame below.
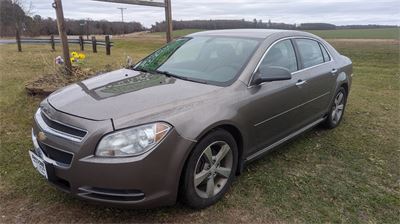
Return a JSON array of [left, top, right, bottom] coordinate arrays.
[[169, 103, 246, 143]]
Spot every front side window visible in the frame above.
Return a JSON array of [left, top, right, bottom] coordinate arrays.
[[134, 36, 261, 85], [259, 39, 298, 73], [295, 39, 324, 68]]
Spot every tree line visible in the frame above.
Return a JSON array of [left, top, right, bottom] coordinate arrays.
[[25, 16, 145, 36], [0, 0, 145, 37], [152, 19, 297, 32], [151, 19, 397, 32]]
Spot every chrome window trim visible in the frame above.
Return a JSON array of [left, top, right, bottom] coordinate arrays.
[[319, 42, 331, 62], [248, 36, 334, 88], [35, 108, 86, 142]]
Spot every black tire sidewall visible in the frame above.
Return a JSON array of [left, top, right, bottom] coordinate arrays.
[[181, 129, 238, 209], [325, 87, 347, 129]]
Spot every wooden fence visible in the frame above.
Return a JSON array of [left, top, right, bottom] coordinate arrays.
[[15, 35, 113, 55]]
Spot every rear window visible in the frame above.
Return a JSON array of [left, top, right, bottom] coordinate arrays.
[[319, 43, 331, 62], [295, 39, 324, 68]]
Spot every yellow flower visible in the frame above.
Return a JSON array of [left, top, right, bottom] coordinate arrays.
[[78, 53, 86, 60], [71, 52, 79, 58], [70, 57, 76, 63]]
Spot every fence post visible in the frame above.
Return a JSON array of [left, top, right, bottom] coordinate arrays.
[[91, 36, 97, 53], [50, 35, 55, 51], [79, 35, 84, 51], [16, 29, 22, 52], [105, 35, 111, 56]]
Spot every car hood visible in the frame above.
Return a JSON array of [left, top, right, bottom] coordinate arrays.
[[48, 69, 221, 121]]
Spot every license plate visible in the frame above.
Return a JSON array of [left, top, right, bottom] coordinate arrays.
[[29, 151, 48, 179]]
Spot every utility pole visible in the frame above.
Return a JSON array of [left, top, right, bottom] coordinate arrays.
[[93, 0, 173, 43], [53, 0, 72, 75], [86, 20, 90, 40], [117, 7, 127, 22], [164, 0, 172, 42], [80, 21, 90, 40]]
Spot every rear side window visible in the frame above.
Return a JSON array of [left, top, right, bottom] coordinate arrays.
[[260, 39, 298, 73], [319, 43, 331, 62], [295, 39, 324, 68]]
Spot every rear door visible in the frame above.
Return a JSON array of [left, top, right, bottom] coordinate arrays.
[[292, 38, 336, 125]]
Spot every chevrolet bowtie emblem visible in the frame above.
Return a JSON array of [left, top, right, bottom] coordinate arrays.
[[37, 131, 47, 141]]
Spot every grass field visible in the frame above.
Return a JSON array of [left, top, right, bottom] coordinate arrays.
[[150, 28, 400, 40], [0, 32, 399, 223], [308, 28, 400, 39]]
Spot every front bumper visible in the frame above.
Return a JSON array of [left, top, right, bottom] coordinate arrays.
[[31, 108, 194, 208]]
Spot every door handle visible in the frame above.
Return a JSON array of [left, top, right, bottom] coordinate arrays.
[[296, 80, 307, 86], [331, 68, 338, 75]]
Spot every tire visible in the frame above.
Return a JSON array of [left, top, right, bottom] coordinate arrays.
[[181, 129, 238, 209], [322, 87, 348, 129]]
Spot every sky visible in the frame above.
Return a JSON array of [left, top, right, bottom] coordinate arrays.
[[28, 0, 400, 27]]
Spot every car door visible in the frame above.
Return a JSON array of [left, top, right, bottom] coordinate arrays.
[[292, 38, 336, 125], [244, 39, 308, 154]]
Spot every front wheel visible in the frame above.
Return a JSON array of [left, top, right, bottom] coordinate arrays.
[[322, 87, 348, 129], [181, 129, 238, 209]]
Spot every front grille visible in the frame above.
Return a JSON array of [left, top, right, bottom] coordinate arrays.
[[40, 111, 87, 138], [38, 141, 73, 165]]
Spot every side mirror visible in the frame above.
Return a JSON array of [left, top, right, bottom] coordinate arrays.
[[253, 66, 292, 85]]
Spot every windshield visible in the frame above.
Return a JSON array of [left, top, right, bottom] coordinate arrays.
[[133, 36, 261, 85]]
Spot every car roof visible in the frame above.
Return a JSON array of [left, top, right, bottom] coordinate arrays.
[[187, 29, 312, 39]]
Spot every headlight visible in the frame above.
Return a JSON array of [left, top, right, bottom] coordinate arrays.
[[96, 122, 171, 157]]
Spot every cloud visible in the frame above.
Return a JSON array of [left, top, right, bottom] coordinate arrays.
[[29, 0, 400, 27]]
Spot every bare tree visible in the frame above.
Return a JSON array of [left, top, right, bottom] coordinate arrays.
[[0, 1, 145, 37]]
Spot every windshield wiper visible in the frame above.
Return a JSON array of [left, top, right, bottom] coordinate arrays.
[[132, 67, 150, 73], [155, 70, 208, 84], [156, 70, 186, 80]]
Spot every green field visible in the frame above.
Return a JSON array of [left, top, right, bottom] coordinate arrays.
[[151, 28, 400, 40], [308, 28, 400, 39], [0, 34, 399, 223]]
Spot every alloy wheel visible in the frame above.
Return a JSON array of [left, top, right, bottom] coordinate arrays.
[[331, 91, 345, 124], [193, 141, 233, 198]]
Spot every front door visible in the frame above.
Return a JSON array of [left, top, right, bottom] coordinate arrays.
[[244, 39, 307, 155]]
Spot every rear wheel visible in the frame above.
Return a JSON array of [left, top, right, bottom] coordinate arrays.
[[181, 129, 238, 209], [322, 87, 347, 129]]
